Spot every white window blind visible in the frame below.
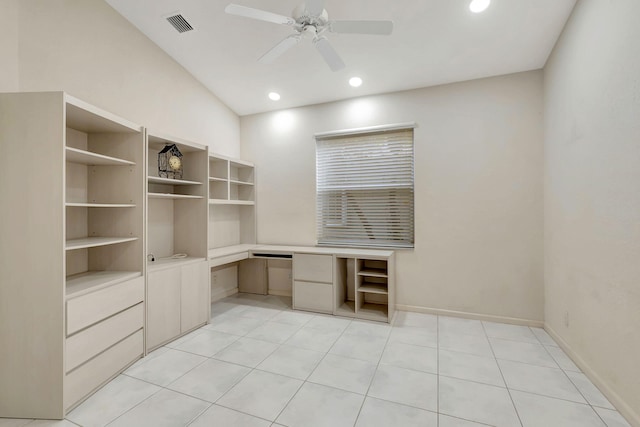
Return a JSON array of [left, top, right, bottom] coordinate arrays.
[[316, 127, 414, 248]]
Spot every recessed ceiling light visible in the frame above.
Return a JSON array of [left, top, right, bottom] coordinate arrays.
[[469, 0, 490, 13], [268, 92, 281, 101], [349, 77, 363, 87]]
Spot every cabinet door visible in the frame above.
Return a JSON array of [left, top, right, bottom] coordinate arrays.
[[181, 261, 209, 333], [147, 268, 181, 350], [238, 258, 267, 295]]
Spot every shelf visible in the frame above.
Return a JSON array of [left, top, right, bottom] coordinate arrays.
[[358, 268, 388, 278], [209, 177, 227, 183], [335, 301, 356, 318], [209, 199, 254, 205], [66, 236, 138, 251], [357, 303, 388, 322], [357, 284, 389, 295], [147, 176, 202, 186], [66, 271, 141, 299], [229, 179, 254, 186], [65, 147, 134, 166], [148, 193, 203, 200], [65, 202, 136, 208]]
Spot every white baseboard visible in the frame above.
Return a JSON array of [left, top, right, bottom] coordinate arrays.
[[268, 289, 292, 297], [211, 287, 238, 303], [545, 324, 639, 427], [395, 304, 544, 327]]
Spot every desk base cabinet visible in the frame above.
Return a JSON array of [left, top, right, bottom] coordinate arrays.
[[147, 260, 209, 351]]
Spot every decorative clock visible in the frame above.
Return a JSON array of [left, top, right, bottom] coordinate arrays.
[[158, 144, 183, 179]]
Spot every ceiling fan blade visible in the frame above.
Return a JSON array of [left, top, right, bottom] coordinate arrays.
[[225, 3, 295, 26], [259, 35, 301, 64], [330, 20, 394, 35], [305, 0, 325, 17], [313, 37, 345, 72]]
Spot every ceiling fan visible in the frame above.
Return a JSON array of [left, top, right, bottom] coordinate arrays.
[[224, 0, 394, 71]]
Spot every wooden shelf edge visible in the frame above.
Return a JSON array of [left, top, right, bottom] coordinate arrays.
[[65, 203, 136, 208], [147, 176, 202, 186], [65, 237, 138, 251], [65, 147, 135, 166], [357, 285, 389, 295], [148, 193, 203, 200]]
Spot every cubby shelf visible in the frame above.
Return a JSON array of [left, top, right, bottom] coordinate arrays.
[[148, 193, 203, 200], [229, 179, 254, 186], [65, 203, 136, 208], [358, 268, 388, 278], [147, 176, 202, 186], [65, 237, 138, 251], [65, 146, 135, 166], [357, 284, 389, 294], [209, 199, 254, 205]]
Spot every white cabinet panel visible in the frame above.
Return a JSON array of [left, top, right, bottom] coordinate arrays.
[[294, 281, 333, 313], [146, 268, 181, 350], [293, 253, 332, 283], [180, 261, 209, 333]]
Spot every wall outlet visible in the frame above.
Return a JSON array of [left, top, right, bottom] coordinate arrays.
[[564, 311, 569, 328], [212, 273, 217, 285]]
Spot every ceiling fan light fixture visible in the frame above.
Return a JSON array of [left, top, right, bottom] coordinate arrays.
[[349, 77, 363, 87], [268, 92, 281, 101], [469, 0, 490, 13]]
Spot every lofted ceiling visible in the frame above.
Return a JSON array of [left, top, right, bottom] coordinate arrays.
[[105, 0, 576, 116]]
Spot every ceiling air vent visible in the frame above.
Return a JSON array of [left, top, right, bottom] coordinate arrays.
[[166, 13, 194, 33]]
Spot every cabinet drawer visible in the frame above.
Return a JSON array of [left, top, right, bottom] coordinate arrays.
[[65, 329, 143, 410], [66, 303, 143, 372], [293, 253, 333, 283], [66, 276, 144, 335], [294, 281, 333, 313]]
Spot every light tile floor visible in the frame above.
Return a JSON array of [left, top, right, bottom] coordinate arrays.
[[2, 294, 633, 427]]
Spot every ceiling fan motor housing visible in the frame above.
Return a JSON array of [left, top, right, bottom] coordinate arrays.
[[292, 3, 329, 27]]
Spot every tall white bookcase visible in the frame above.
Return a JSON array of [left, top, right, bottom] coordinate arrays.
[[145, 132, 209, 351], [0, 92, 145, 418]]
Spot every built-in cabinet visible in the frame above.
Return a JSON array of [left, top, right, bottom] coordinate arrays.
[[146, 260, 208, 350], [145, 132, 210, 351], [0, 92, 145, 418], [293, 254, 334, 314]]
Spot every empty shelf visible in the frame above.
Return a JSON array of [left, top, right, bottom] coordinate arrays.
[[66, 237, 138, 250], [147, 176, 202, 186], [65, 202, 136, 208], [65, 147, 134, 166], [148, 193, 203, 200], [357, 268, 388, 278], [357, 284, 389, 294]]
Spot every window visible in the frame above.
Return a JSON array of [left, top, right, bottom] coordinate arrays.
[[316, 125, 415, 248]]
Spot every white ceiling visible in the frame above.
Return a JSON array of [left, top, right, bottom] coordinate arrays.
[[105, 0, 576, 116]]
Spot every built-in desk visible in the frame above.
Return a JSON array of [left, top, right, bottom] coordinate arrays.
[[208, 244, 395, 323]]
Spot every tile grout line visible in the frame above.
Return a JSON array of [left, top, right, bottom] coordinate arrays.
[[481, 321, 525, 427]]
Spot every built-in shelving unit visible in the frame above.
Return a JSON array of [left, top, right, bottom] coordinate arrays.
[[0, 92, 146, 419], [146, 132, 208, 264], [208, 154, 255, 205], [335, 256, 395, 322], [208, 153, 256, 252], [145, 132, 209, 352]]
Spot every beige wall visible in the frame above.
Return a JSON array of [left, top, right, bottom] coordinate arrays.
[[241, 71, 544, 322], [0, 0, 19, 92], [9, 0, 239, 156], [544, 0, 640, 424]]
